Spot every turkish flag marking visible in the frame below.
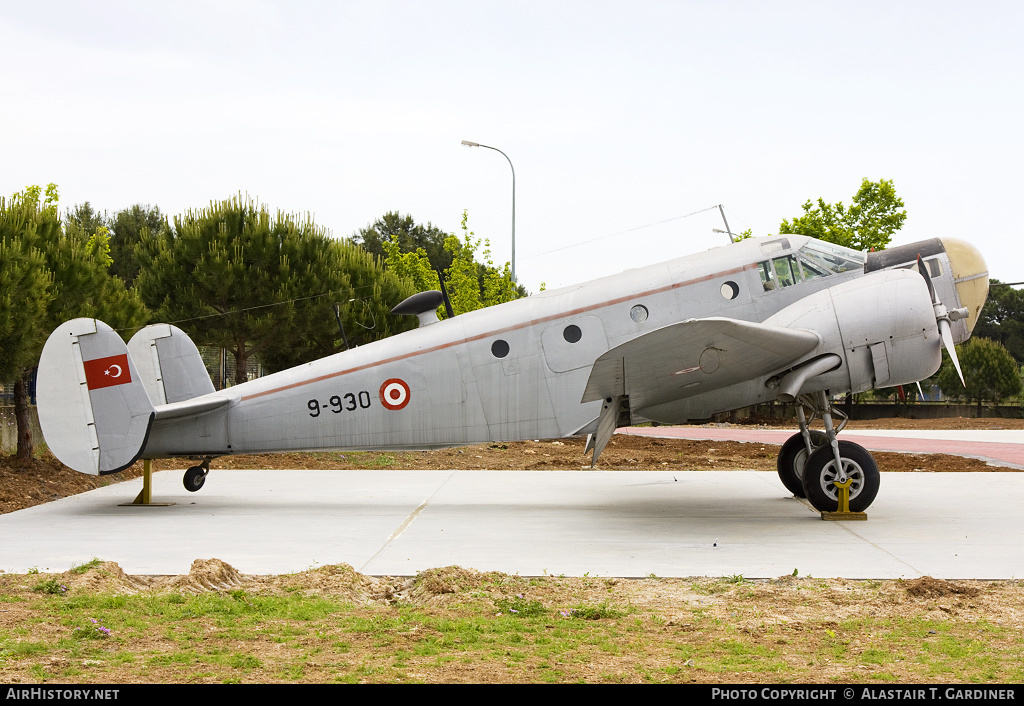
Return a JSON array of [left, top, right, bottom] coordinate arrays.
[[83, 354, 132, 390]]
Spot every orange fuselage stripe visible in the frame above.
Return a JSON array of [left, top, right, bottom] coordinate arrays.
[[240, 263, 755, 402]]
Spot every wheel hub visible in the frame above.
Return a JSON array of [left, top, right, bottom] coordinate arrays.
[[819, 459, 864, 500]]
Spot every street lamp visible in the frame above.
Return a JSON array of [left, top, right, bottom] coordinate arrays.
[[461, 140, 516, 282]]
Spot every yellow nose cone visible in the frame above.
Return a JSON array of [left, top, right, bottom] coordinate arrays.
[[940, 238, 989, 336]]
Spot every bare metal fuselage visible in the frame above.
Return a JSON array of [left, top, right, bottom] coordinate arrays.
[[141, 234, 982, 460]]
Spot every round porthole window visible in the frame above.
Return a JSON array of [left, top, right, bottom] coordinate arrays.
[[721, 281, 739, 300], [629, 304, 648, 323], [491, 339, 510, 358], [563, 324, 582, 343]]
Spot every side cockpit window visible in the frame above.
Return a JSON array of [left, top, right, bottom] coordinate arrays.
[[760, 254, 815, 290], [759, 260, 777, 290], [772, 255, 799, 287]]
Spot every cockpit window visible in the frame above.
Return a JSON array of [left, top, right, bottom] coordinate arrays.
[[797, 255, 830, 281], [759, 241, 866, 292], [772, 255, 799, 287], [799, 242, 865, 274], [759, 261, 777, 290]]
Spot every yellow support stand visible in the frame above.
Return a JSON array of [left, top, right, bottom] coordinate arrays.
[[120, 459, 175, 507], [821, 477, 866, 521]]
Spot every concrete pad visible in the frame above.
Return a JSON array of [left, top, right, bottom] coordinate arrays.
[[1, 468, 1022, 579]]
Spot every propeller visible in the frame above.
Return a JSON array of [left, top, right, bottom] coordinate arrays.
[[917, 255, 970, 386]]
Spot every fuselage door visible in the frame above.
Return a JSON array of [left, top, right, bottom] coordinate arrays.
[[541, 315, 610, 373]]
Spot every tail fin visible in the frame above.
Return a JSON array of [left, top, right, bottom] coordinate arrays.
[[37, 319, 154, 475], [127, 324, 215, 405]]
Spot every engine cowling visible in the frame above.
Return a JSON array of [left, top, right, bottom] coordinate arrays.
[[764, 269, 942, 397]]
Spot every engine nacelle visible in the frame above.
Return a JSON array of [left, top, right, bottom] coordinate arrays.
[[765, 269, 943, 396]]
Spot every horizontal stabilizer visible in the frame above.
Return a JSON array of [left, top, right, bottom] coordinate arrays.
[[583, 317, 820, 409], [153, 394, 232, 421], [37, 319, 154, 475]]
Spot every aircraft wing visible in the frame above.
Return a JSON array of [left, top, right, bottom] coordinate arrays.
[[582, 317, 820, 409]]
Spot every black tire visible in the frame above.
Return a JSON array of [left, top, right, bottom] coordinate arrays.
[[801, 441, 880, 512], [777, 431, 827, 498], [183, 466, 206, 492]]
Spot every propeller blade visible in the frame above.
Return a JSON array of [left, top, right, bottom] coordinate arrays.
[[919, 254, 965, 386], [916, 381, 925, 399], [917, 255, 938, 305], [938, 318, 965, 386]]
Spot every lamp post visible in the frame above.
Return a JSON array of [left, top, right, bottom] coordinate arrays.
[[461, 140, 516, 282]]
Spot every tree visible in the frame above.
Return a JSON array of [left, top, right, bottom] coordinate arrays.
[[380, 239, 441, 295], [0, 194, 54, 384], [54, 218, 148, 333], [259, 237, 419, 374], [107, 204, 168, 286], [1, 186, 148, 460], [136, 196, 418, 384], [65, 202, 107, 240], [381, 211, 522, 318], [443, 212, 520, 314], [779, 178, 907, 251], [974, 280, 1024, 365], [355, 211, 528, 298], [1, 187, 63, 461], [353, 212, 453, 273], [934, 338, 1022, 413]]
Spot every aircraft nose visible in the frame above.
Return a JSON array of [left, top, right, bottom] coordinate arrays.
[[939, 238, 989, 336]]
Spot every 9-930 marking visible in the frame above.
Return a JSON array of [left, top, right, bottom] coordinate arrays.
[[307, 391, 371, 417]]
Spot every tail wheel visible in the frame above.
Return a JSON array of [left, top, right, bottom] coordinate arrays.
[[777, 431, 827, 498], [183, 466, 207, 492], [801, 441, 880, 512]]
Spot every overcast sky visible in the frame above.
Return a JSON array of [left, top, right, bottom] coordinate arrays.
[[2, 0, 1020, 293]]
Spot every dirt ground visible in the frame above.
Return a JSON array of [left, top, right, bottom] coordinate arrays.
[[1, 558, 1022, 683], [2, 416, 1021, 516]]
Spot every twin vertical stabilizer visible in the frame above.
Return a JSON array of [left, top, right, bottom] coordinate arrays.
[[127, 324, 215, 404], [37, 320, 215, 475]]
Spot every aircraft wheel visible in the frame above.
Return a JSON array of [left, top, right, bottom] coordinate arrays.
[[777, 431, 827, 498], [801, 441, 879, 512], [183, 466, 207, 492]]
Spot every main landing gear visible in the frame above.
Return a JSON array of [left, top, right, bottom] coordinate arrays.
[[776, 391, 879, 514]]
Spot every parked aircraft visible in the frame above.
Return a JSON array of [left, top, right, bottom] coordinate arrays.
[[37, 234, 988, 512]]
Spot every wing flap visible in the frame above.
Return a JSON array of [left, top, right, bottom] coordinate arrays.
[[582, 317, 820, 408]]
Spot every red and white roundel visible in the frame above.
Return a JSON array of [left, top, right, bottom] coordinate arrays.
[[379, 378, 411, 410]]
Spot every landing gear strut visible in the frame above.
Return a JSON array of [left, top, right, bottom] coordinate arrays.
[[779, 391, 879, 514]]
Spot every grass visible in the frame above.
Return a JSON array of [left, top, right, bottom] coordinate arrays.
[[69, 558, 103, 575], [1, 567, 1022, 684]]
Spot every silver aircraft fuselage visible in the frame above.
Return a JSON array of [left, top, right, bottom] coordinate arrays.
[[141, 234, 988, 459]]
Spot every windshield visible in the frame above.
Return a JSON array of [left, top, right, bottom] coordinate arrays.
[[799, 241, 866, 274], [759, 241, 866, 291]]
